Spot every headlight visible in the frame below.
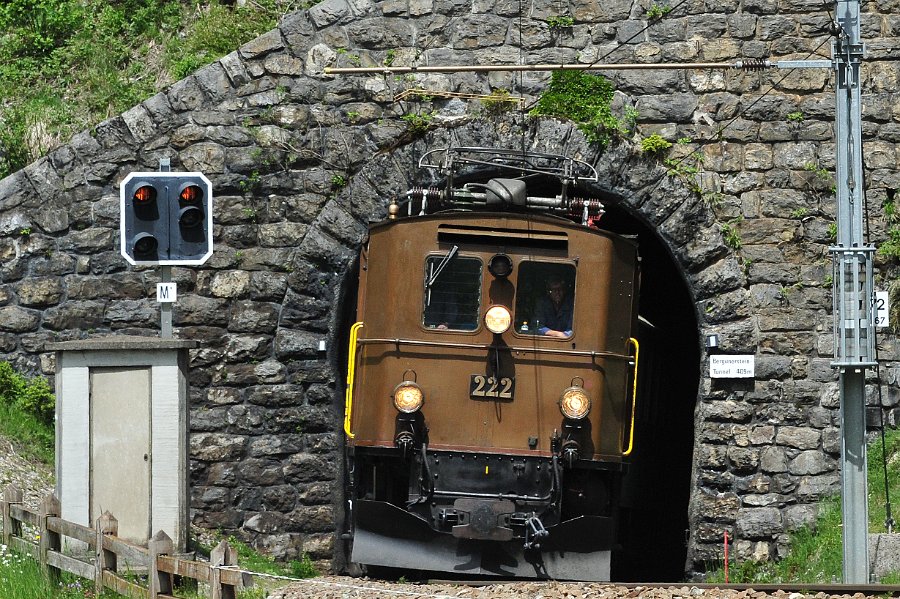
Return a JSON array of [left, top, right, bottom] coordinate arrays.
[[393, 381, 424, 413], [560, 386, 591, 420], [484, 305, 512, 334]]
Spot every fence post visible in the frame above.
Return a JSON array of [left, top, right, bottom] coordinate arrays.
[[148, 530, 174, 599], [2, 485, 22, 546], [95, 511, 118, 594], [209, 539, 238, 599], [38, 495, 61, 583]]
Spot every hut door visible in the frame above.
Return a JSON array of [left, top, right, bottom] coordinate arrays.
[[90, 367, 151, 543]]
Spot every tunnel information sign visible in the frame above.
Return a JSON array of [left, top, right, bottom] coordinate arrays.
[[710, 355, 755, 378]]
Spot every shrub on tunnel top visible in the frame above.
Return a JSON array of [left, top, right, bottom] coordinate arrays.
[[529, 70, 622, 148]]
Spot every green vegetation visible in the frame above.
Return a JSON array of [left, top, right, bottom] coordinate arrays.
[[720, 217, 743, 251], [223, 536, 318, 579], [481, 89, 518, 117], [787, 111, 804, 122], [0, 521, 317, 599], [664, 149, 705, 196], [330, 173, 347, 188], [530, 70, 628, 148], [665, 152, 701, 178], [0, 0, 302, 179], [0, 362, 55, 464], [802, 162, 830, 182], [335, 47, 361, 67], [239, 170, 262, 192], [0, 546, 107, 599], [802, 162, 835, 195], [640, 134, 672, 156], [546, 15, 575, 29], [401, 111, 434, 134], [646, 2, 672, 19], [878, 194, 900, 260], [779, 282, 803, 301], [0, 542, 270, 598], [708, 427, 900, 584]]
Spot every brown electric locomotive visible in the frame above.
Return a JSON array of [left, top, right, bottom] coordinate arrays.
[[342, 148, 641, 580]]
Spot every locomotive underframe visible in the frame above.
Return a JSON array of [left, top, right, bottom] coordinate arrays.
[[347, 446, 624, 580]]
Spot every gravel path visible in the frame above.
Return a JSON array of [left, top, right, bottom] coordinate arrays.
[[0, 436, 54, 508], [267, 577, 891, 599]]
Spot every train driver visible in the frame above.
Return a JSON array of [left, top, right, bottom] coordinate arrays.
[[537, 278, 574, 337]]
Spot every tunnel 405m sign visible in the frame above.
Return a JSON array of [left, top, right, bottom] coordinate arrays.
[[710, 355, 755, 379]]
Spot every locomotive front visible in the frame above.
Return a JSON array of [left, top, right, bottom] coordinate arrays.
[[342, 149, 640, 580]]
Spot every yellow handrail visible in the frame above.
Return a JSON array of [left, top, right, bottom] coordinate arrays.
[[344, 322, 364, 439], [622, 337, 640, 456]]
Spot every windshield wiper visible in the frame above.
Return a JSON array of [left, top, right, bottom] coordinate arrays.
[[426, 245, 459, 288]]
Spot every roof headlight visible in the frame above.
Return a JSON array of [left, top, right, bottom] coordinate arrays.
[[484, 305, 512, 334], [393, 381, 424, 413], [560, 386, 591, 420]]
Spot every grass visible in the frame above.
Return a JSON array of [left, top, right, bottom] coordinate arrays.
[[0, 533, 314, 598], [0, 0, 303, 179], [0, 544, 117, 599], [0, 544, 268, 599], [0, 402, 54, 465], [215, 535, 318, 579], [0, 361, 55, 465], [707, 427, 900, 584]]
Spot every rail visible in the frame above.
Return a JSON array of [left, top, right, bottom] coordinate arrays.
[[0, 484, 252, 599]]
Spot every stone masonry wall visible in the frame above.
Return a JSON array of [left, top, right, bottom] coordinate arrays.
[[1, 0, 899, 575]]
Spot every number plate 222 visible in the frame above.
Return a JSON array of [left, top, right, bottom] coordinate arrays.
[[469, 374, 514, 400]]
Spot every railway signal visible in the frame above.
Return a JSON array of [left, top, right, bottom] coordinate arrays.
[[120, 172, 213, 266]]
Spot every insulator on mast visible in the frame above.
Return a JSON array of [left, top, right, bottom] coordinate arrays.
[[735, 58, 771, 71]]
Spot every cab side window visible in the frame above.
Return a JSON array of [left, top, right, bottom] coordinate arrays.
[[423, 255, 482, 330], [514, 262, 576, 337]]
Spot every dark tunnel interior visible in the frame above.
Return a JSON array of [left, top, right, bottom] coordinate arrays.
[[599, 201, 700, 582]]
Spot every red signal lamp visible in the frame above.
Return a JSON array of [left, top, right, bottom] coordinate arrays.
[[179, 185, 203, 204], [133, 185, 157, 204]]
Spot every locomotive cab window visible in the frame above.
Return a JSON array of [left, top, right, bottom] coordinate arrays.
[[514, 262, 576, 338], [423, 253, 482, 330]]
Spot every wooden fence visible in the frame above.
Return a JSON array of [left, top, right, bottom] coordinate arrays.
[[1, 484, 253, 599]]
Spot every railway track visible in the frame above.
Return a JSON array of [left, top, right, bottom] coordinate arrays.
[[431, 580, 900, 595]]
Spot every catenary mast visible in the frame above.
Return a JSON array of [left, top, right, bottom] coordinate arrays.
[[831, 0, 873, 585]]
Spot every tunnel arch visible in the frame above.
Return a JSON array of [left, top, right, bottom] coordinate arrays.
[[332, 115, 745, 579], [0, 0, 890, 577]]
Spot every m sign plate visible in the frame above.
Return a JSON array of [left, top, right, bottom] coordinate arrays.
[[157, 282, 177, 303]]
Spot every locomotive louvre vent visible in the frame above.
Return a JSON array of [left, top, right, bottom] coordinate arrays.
[[437, 224, 568, 251]]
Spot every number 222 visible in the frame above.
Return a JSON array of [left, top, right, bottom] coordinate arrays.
[[471, 375, 513, 399]]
